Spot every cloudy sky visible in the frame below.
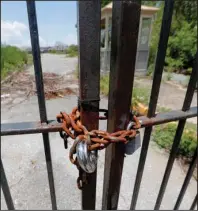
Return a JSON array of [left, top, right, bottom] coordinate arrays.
[[1, 1, 77, 47]]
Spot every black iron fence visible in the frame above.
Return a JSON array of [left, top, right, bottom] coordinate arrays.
[[1, 0, 197, 210]]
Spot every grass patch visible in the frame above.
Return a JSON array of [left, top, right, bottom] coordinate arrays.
[[48, 50, 65, 54], [27, 54, 33, 65], [1, 46, 32, 79], [100, 74, 150, 108], [132, 86, 149, 107], [66, 45, 78, 57], [100, 74, 110, 96], [152, 122, 197, 160], [74, 63, 79, 79], [66, 51, 78, 57], [157, 106, 172, 113]]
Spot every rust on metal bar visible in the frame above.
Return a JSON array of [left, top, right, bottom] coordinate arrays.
[[1, 107, 197, 136], [102, 1, 141, 210], [77, 1, 101, 209]]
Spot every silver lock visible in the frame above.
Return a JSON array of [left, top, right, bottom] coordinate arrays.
[[125, 121, 141, 155], [76, 141, 97, 173]]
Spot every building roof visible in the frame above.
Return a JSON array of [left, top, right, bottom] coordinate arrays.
[[102, 2, 159, 13]]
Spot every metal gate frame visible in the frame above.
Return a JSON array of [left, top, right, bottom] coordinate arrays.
[[1, 0, 197, 210]]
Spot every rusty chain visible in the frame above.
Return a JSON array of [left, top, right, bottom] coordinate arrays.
[[56, 106, 141, 189]]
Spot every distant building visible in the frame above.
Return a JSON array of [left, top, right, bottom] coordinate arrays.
[[24, 45, 68, 54], [101, 2, 159, 75]]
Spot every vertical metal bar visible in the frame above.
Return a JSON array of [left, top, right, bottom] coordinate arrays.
[[102, 1, 141, 209], [0, 159, 15, 210], [190, 194, 198, 210], [174, 149, 197, 210], [154, 52, 198, 210], [78, 1, 101, 210], [26, 1, 57, 209], [130, 0, 175, 209]]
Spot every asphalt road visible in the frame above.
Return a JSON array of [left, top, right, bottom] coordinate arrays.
[[27, 53, 78, 75], [1, 54, 197, 210]]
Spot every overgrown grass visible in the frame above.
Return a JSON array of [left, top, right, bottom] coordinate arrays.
[[48, 49, 65, 54], [1, 46, 32, 79], [67, 51, 78, 57], [100, 74, 150, 107], [152, 122, 197, 160], [100, 74, 110, 96], [74, 63, 79, 79], [66, 45, 78, 57]]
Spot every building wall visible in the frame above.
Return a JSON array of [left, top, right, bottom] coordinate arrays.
[[101, 9, 155, 75]]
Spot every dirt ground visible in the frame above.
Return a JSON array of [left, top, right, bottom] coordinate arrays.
[[2, 63, 197, 124], [135, 77, 197, 110]]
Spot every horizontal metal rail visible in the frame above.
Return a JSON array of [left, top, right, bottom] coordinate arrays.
[[1, 107, 197, 136]]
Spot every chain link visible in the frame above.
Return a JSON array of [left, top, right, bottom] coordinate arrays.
[[56, 106, 141, 189]]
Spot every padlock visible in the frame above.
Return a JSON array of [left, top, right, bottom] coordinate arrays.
[[76, 141, 97, 173], [125, 121, 141, 155]]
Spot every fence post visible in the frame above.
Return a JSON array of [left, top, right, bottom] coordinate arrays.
[[77, 1, 101, 210], [102, 1, 141, 209], [26, 1, 57, 209]]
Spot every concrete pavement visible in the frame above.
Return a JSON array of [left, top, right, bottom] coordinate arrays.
[[1, 95, 197, 210]]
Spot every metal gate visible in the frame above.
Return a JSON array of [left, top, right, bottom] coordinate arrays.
[[1, 0, 197, 210]]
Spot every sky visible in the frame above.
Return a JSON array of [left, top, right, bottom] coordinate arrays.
[[1, 1, 77, 47]]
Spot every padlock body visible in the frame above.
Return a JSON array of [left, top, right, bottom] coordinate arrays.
[[125, 131, 141, 155], [76, 141, 97, 173]]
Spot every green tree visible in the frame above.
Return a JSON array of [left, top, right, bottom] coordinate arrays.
[[174, 1, 197, 26], [148, 1, 197, 74], [101, 0, 111, 8]]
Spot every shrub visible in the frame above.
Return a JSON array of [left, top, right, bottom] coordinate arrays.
[[66, 45, 78, 57], [147, 63, 155, 77], [152, 122, 197, 159], [49, 49, 57, 54], [1, 45, 30, 79], [148, 2, 197, 75]]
